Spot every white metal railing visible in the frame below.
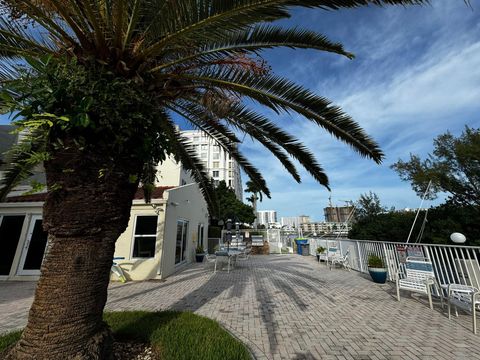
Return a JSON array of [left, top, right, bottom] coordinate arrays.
[[308, 238, 480, 292]]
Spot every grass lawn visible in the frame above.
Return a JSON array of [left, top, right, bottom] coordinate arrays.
[[0, 311, 251, 360]]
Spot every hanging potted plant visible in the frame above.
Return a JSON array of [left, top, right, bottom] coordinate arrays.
[[367, 254, 388, 284], [195, 246, 206, 263], [316, 246, 326, 262]]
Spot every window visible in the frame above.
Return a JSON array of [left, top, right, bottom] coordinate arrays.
[[175, 220, 188, 264], [0, 215, 25, 275], [213, 145, 220, 152], [133, 216, 157, 258], [228, 180, 232, 187], [212, 161, 219, 168], [229, 170, 233, 177], [214, 180, 219, 186], [212, 152, 219, 160], [200, 152, 207, 159], [212, 170, 219, 178], [193, 136, 199, 142], [18, 216, 48, 275], [228, 162, 233, 169], [201, 144, 208, 151]]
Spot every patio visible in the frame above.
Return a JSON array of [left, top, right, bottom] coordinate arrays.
[[0, 254, 479, 360]]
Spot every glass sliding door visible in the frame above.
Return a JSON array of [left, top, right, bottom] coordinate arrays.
[[0, 215, 25, 275], [197, 223, 204, 249], [18, 215, 48, 275], [175, 220, 188, 265]]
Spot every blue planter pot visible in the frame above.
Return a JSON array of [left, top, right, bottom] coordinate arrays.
[[368, 267, 388, 284], [195, 254, 205, 263]]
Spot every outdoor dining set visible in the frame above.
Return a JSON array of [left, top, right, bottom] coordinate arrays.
[[205, 244, 252, 273]]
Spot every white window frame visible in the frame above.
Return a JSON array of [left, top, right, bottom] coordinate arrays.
[[0, 214, 27, 278], [130, 214, 158, 259], [17, 215, 47, 276]]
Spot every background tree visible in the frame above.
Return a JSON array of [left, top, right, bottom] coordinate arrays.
[[0, 1, 428, 358], [355, 191, 387, 220], [245, 179, 264, 227], [215, 181, 256, 225], [391, 126, 480, 208]]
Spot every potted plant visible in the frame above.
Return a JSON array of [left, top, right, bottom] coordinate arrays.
[[367, 254, 388, 284], [195, 245, 205, 263], [316, 246, 326, 262]]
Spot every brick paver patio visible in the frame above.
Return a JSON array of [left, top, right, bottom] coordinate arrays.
[[1, 254, 479, 359]]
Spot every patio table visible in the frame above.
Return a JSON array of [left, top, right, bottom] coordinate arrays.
[[214, 249, 243, 272]]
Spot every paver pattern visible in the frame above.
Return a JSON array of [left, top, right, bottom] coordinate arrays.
[[0, 255, 479, 359]]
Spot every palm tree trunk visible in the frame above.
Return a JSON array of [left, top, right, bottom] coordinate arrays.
[[253, 194, 258, 230], [7, 141, 140, 359]]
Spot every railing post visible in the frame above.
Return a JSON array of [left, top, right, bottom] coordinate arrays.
[[382, 242, 392, 281], [357, 241, 364, 273]]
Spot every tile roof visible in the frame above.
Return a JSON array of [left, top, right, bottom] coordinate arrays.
[[5, 186, 174, 203]]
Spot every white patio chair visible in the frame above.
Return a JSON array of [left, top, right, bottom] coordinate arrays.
[[326, 247, 339, 267], [214, 251, 233, 273], [329, 250, 350, 271], [447, 284, 480, 334], [204, 254, 216, 269], [396, 257, 442, 310], [236, 247, 251, 263]]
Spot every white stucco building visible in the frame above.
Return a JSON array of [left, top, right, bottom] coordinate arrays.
[[0, 147, 209, 282], [256, 210, 277, 227], [181, 130, 243, 200]]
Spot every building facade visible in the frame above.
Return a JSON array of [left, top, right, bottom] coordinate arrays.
[[180, 130, 243, 200], [256, 210, 277, 227], [0, 184, 208, 281], [324, 206, 355, 223], [298, 215, 311, 224], [280, 216, 300, 229], [300, 221, 352, 237]]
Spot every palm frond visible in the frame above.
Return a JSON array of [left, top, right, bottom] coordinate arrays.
[[222, 104, 331, 188], [170, 67, 384, 163], [166, 100, 271, 198], [150, 25, 354, 73], [152, 110, 218, 214], [0, 129, 47, 201], [178, 99, 303, 185], [140, 0, 429, 58]]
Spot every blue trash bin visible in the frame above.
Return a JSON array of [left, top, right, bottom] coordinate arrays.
[[294, 239, 308, 255]]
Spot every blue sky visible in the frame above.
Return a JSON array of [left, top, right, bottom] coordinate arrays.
[[1, 1, 479, 220], [240, 1, 480, 220]]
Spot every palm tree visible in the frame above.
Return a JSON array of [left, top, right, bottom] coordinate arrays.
[[245, 179, 264, 228], [0, 1, 428, 358]]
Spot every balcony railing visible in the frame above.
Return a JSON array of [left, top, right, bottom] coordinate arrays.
[[308, 238, 480, 292]]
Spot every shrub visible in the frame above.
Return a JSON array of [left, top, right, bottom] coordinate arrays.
[[367, 254, 384, 268]]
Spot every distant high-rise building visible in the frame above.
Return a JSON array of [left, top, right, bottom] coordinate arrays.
[[298, 215, 311, 224], [300, 221, 351, 237], [180, 130, 242, 200], [257, 210, 277, 226], [324, 206, 355, 223], [280, 216, 300, 229]]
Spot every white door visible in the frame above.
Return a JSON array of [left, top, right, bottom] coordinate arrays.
[[18, 215, 48, 275]]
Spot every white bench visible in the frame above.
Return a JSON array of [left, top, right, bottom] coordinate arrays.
[[396, 257, 442, 310]]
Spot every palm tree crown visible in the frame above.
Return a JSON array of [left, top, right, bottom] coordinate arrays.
[[0, 0, 427, 207]]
